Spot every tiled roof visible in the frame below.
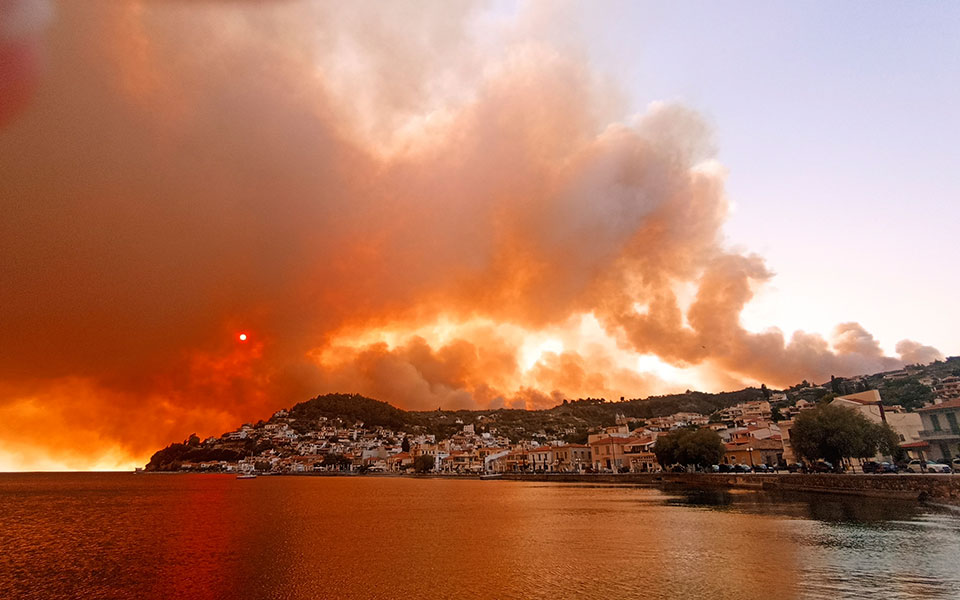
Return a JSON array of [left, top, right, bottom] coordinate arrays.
[[918, 398, 960, 411], [590, 436, 643, 446], [724, 438, 783, 450]]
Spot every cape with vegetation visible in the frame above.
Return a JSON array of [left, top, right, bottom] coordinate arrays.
[[145, 388, 767, 470], [145, 356, 960, 471]]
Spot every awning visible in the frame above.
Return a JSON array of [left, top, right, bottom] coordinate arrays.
[[899, 441, 930, 449]]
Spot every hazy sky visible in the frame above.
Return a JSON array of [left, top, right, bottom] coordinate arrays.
[[1, 0, 957, 469], [576, 1, 960, 356]]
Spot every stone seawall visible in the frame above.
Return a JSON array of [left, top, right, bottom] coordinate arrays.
[[496, 472, 960, 504]]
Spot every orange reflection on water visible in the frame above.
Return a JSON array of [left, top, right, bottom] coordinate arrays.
[[2, 475, 959, 600]]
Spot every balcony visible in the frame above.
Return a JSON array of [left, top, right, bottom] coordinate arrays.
[[919, 429, 960, 441]]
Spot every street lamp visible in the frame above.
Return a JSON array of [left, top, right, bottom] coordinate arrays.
[[748, 447, 754, 468]]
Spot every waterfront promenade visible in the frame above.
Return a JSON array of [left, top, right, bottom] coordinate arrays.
[[269, 469, 960, 505], [494, 472, 960, 504]]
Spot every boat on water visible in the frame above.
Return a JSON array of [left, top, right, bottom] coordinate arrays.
[[236, 473, 257, 480], [479, 473, 502, 480]]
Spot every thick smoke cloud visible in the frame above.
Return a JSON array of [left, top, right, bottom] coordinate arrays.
[[0, 2, 939, 468], [896, 340, 943, 366]]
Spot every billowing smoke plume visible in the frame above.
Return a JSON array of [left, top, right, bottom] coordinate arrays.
[[0, 2, 940, 469]]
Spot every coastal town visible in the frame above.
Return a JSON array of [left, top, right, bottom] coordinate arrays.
[[147, 362, 960, 477]]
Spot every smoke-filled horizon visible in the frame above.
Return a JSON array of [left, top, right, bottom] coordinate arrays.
[[0, 1, 944, 470]]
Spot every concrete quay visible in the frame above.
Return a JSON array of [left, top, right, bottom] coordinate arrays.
[[496, 472, 960, 504]]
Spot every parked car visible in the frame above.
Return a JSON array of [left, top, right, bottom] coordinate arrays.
[[717, 463, 732, 473], [786, 462, 804, 473], [810, 461, 834, 473], [953, 458, 960, 471], [905, 460, 952, 473], [731, 464, 752, 473], [862, 461, 897, 474], [753, 464, 774, 473]]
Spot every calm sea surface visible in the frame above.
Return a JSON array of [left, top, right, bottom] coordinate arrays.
[[1, 473, 959, 600]]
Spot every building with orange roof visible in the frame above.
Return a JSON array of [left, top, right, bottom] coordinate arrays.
[[527, 446, 555, 472], [623, 436, 661, 472], [722, 437, 783, 467], [553, 444, 591, 472], [933, 377, 960, 402], [445, 450, 482, 473], [589, 436, 649, 472], [387, 452, 414, 472], [490, 449, 531, 473]]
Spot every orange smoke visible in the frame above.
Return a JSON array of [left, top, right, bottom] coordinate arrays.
[[0, 2, 940, 469]]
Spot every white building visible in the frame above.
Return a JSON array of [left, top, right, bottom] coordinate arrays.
[[831, 390, 923, 459]]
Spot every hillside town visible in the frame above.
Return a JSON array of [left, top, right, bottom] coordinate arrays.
[[150, 363, 960, 476]]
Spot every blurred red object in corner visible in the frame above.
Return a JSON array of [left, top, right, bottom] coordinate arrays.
[[0, 0, 52, 127]]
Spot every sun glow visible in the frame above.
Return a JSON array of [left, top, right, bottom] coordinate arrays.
[[520, 338, 564, 371], [636, 354, 687, 382], [311, 311, 716, 403], [238, 333, 248, 342]]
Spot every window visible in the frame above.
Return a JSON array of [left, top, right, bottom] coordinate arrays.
[[932, 414, 942, 432], [946, 412, 959, 433]]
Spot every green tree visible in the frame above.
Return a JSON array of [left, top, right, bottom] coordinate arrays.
[[401, 437, 411, 453], [654, 428, 724, 468], [817, 392, 837, 405], [872, 423, 903, 460], [653, 433, 680, 467], [879, 379, 934, 411], [790, 403, 901, 466], [145, 441, 189, 471], [322, 453, 350, 470], [414, 455, 435, 473], [771, 406, 784, 422]]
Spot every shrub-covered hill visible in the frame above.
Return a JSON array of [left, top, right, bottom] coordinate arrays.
[[145, 388, 768, 470], [144, 356, 960, 470], [288, 393, 413, 430]]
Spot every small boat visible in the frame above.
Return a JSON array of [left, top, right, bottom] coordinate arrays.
[[479, 473, 502, 480], [236, 473, 257, 480]]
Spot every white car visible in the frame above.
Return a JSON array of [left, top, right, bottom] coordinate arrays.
[[927, 462, 953, 474], [905, 460, 952, 473], [907, 460, 953, 473]]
